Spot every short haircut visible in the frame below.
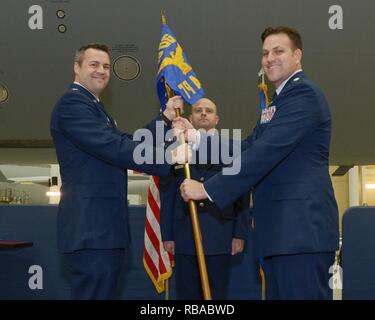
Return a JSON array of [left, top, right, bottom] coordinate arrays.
[[261, 26, 303, 50], [74, 43, 109, 66]]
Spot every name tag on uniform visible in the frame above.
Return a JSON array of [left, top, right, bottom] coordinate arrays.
[[260, 105, 276, 124]]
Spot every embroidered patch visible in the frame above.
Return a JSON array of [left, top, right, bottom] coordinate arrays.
[[260, 105, 277, 124]]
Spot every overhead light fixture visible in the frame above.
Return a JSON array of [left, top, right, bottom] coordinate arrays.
[[46, 191, 61, 197], [365, 184, 375, 190]]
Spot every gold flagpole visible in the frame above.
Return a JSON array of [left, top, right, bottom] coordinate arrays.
[[257, 69, 267, 298], [164, 82, 212, 300], [165, 279, 170, 300], [161, 12, 211, 299]]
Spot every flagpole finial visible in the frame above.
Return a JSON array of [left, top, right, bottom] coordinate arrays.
[[161, 10, 167, 24], [258, 67, 265, 85], [257, 67, 264, 77]]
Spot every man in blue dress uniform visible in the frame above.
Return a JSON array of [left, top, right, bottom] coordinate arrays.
[[160, 98, 249, 299], [179, 27, 339, 300], [50, 43, 189, 299]]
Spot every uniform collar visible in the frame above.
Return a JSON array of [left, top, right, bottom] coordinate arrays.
[[71, 82, 100, 102], [275, 69, 303, 96]]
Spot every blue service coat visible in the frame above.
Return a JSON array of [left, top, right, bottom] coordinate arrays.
[[50, 83, 170, 253], [160, 145, 249, 256], [204, 72, 339, 258]]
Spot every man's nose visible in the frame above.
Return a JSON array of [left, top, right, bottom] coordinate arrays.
[[97, 64, 105, 73], [266, 52, 275, 63]]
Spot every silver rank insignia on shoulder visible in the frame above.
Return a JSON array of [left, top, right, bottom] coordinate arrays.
[[260, 105, 277, 124], [174, 164, 184, 170], [293, 77, 300, 82]]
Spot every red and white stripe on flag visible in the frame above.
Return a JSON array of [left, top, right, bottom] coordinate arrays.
[[143, 175, 174, 293]]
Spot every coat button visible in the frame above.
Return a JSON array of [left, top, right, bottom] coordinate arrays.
[[200, 177, 204, 182], [199, 202, 204, 207]]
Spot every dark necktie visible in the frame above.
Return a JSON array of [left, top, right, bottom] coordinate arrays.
[[270, 92, 277, 104], [98, 102, 117, 129]]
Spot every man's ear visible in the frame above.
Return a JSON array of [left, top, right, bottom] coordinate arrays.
[[215, 115, 219, 126], [294, 49, 302, 65], [73, 62, 80, 77]]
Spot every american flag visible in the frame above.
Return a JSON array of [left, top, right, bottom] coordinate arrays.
[[143, 175, 174, 293]]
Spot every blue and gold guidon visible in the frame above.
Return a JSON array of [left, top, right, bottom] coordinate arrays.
[[258, 82, 269, 113], [157, 21, 204, 110]]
